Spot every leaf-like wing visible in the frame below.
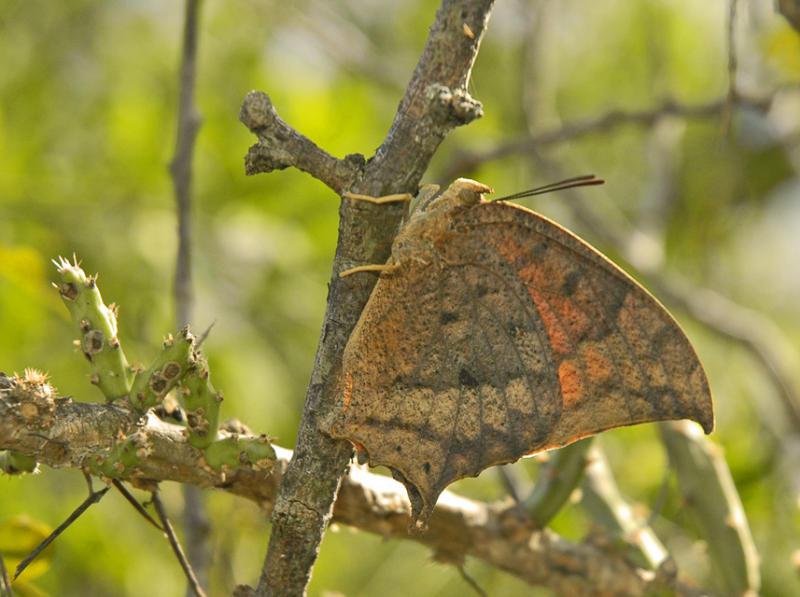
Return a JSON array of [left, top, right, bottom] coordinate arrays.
[[324, 200, 713, 527]]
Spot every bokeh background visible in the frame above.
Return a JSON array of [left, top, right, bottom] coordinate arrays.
[[1, 0, 799, 595]]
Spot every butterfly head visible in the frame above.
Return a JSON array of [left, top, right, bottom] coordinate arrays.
[[448, 178, 494, 206]]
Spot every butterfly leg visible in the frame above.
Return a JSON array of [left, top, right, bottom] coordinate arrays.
[[345, 190, 414, 221], [339, 263, 397, 277], [343, 191, 413, 204], [340, 190, 415, 278]]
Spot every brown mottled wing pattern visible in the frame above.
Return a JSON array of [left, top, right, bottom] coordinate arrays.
[[324, 201, 713, 525]]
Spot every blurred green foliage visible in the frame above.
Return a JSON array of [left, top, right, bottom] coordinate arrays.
[[1, 0, 799, 595]]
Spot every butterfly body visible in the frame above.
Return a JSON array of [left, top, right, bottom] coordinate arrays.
[[389, 179, 492, 265], [324, 178, 713, 528]]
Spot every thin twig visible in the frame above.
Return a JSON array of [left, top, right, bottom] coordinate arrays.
[[170, 0, 202, 330], [169, 0, 209, 588], [239, 91, 364, 194], [13, 486, 110, 580], [441, 91, 787, 182], [458, 564, 488, 597], [496, 464, 529, 504], [777, 0, 800, 31], [151, 490, 208, 597], [0, 549, 12, 597], [721, 0, 739, 135], [195, 321, 215, 348], [112, 479, 164, 531], [727, 0, 738, 99]]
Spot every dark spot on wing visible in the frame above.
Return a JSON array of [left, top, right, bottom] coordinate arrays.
[[562, 270, 582, 295], [459, 368, 479, 388], [440, 311, 459, 324], [531, 240, 549, 258]]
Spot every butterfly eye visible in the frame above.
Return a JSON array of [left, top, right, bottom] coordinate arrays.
[[456, 187, 483, 205], [451, 178, 493, 205]]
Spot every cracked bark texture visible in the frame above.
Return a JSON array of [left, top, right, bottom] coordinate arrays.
[[240, 1, 495, 595]]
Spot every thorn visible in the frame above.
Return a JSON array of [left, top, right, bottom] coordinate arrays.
[[195, 322, 215, 347]]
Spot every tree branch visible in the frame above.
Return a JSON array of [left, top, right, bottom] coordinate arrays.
[[243, 2, 494, 595], [777, 0, 800, 31], [440, 91, 791, 182], [152, 490, 208, 597], [169, 0, 209, 589], [171, 0, 202, 330], [239, 91, 365, 194], [0, 390, 717, 597]]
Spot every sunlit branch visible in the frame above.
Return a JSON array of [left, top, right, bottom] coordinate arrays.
[[441, 90, 794, 182], [0, 389, 718, 596]]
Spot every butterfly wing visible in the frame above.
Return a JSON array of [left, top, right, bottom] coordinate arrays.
[[324, 200, 713, 526]]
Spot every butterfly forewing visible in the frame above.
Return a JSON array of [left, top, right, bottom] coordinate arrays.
[[324, 185, 713, 527], [450, 203, 712, 437]]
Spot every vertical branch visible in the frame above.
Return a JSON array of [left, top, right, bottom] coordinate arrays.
[[0, 550, 11, 597], [726, 0, 739, 100], [171, 0, 202, 329], [721, 0, 739, 133], [777, 0, 800, 31], [252, 1, 494, 595], [169, 0, 207, 591]]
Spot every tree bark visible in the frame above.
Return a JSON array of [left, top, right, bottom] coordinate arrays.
[[240, 1, 494, 595]]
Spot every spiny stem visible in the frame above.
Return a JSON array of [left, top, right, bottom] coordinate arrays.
[[52, 256, 133, 400]]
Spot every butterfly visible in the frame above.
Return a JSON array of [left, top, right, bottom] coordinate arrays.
[[322, 177, 714, 528]]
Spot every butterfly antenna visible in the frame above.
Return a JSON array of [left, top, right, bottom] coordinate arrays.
[[493, 174, 604, 201]]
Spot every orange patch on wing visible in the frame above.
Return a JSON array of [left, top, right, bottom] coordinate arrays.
[[516, 260, 591, 353], [518, 261, 551, 289], [582, 344, 613, 385], [556, 296, 591, 339], [497, 241, 528, 265], [527, 287, 572, 356], [557, 360, 585, 408]]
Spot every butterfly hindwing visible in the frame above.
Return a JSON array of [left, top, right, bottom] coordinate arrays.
[[447, 202, 713, 444], [324, 189, 713, 526]]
